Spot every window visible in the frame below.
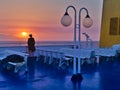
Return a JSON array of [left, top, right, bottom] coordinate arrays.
[[109, 17, 119, 35]]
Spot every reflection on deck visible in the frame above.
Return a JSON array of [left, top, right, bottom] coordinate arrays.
[[0, 55, 120, 90]]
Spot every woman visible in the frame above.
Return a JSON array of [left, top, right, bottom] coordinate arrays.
[[27, 34, 36, 57]]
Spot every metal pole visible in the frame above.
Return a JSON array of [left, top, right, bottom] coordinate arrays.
[[66, 6, 77, 75], [78, 7, 89, 74]]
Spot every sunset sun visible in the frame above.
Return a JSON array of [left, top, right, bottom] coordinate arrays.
[[21, 32, 28, 37]]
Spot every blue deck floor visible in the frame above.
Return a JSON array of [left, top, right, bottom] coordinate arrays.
[[0, 57, 120, 90]]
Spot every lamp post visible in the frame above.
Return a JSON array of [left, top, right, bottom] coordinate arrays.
[[61, 5, 93, 82]]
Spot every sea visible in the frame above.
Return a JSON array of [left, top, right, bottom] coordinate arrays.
[[0, 41, 99, 53], [0, 41, 99, 47]]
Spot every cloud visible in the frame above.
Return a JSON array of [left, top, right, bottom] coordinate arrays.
[[0, 33, 21, 41]]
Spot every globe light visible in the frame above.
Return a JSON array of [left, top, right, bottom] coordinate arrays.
[[61, 13, 72, 27], [61, 6, 94, 81], [82, 16, 93, 28]]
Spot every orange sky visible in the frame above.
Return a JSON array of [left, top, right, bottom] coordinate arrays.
[[0, 0, 103, 41]]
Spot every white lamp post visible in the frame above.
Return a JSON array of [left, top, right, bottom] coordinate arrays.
[[61, 5, 93, 82]]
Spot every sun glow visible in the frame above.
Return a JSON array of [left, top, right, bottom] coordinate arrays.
[[21, 32, 28, 38]]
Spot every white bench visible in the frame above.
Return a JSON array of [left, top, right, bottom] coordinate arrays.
[[38, 48, 64, 65], [94, 48, 116, 63], [37, 48, 95, 67], [60, 48, 95, 65], [60, 48, 94, 58], [112, 44, 120, 57]]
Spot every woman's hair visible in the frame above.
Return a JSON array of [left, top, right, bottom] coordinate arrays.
[[29, 34, 32, 37]]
